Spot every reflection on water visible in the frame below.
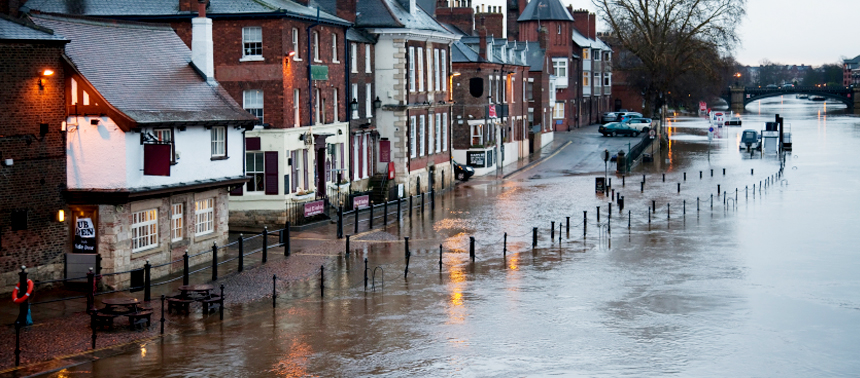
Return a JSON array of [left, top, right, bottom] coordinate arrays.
[[50, 98, 860, 377]]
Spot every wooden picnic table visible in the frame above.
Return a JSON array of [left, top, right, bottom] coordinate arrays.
[[177, 284, 214, 300], [101, 297, 141, 315], [97, 297, 152, 330]]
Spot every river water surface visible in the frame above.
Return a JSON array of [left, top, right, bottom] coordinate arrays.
[[48, 98, 860, 377]]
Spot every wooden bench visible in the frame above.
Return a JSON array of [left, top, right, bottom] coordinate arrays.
[[127, 310, 153, 330], [202, 295, 223, 314], [167, 298, 194, 314], [93, 312, 118, 330]]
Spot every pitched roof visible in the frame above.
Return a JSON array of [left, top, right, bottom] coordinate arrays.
[[24, 0, 350, 26], [346, 28, 376, 44], [571, 28, 593, 48], [517, 0, 573, 22], [31, 14, 255, 127], [356, 0, 453, 35], [0, 14, 67, 42], [524, 41, 544, 71], [450, 40, 483, 63]]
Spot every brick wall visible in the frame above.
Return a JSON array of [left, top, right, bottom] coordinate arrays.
[[0, 43, 68, 288]]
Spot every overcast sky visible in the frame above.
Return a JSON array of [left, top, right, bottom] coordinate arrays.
[[480, 0, 860, 67]]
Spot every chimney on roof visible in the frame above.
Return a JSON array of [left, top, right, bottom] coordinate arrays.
[[538, 25, 548, 50], [191, 0, 215, 82], [478, 17, 487, 60], [397, 0, 417, 14]]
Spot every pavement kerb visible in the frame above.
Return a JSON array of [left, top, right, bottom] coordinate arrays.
[[502, 140, 573, 179]]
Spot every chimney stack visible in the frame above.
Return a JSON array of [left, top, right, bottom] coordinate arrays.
[[478, 17, 487, 60], [191, 0, 215, 82], [538, 26, 548, 50]]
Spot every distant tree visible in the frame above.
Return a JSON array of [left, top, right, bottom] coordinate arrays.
[[801, 63, 844, 87], [595, 0, 746, 117]]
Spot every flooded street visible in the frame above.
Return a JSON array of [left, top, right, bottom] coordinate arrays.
[[48, 99, 860, 377]]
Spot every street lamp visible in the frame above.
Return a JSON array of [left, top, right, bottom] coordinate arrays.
[[602, 149, 610, 193]]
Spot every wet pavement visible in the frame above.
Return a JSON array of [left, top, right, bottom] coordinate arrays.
[[8, 98, 860, 377]]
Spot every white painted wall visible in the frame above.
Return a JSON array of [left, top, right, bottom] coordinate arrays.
[[65, 115, 245, 190], [502, 141, 518, 166], [66, 115, 127, 189], [540, 131, 554, 148]]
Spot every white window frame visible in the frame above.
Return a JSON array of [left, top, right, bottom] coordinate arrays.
[[365, 83, 372, 118], [593, 49, 601, 61], [435, 113, 441, 153], [243, 89, 264, 123], [441, 50, 447, 91], [350, 43, 358, 73], [291, 28, 301, 61], [314, 88, 321, 124], [352, 136, 359, 179], [417, 47, 425, 92], [552, 58, 568, 80], [361, 133, 369, 179], [131, 209, 158, 253], [583, 72, 590, 86], [171, 203, 183, 242], [71, 78, 78, 104], [313, 31, 320, 62], [331, 34, 339, 63], [553, 102, 564, 119], [352, 83, 359, 119], [583, 48, 590, 60], [365, 45, 372, 73], [211, 126, 226, 158], [333, 88, 339, 123], [195, 198, 215, 236], [594, 72, 601, 87], [410, 116, 417, 158], [434, 49, 441, 91], [241, 26, 263, 61], [293, 89, 300, 127], [471, 124, 483, 146], [246, 151, 265, 192], [419, 115, 426, 156], [409, 47, 416, 92], [442, 112, 448, 151]]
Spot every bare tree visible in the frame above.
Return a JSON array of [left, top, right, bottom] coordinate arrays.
[[594, 0, 746, 116]]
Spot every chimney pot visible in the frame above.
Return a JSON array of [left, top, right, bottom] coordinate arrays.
[[197, 0, 206, 18]]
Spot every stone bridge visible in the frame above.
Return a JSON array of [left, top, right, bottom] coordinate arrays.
[[721, 86, 860, 114]]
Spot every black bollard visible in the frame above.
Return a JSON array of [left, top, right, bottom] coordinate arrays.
[[736, 188, 738, 202], [723, 168, 726, 175], [144, 260, 152, 301], [285, 222, 291, 256], [652, 200, 656, 213], [346, 234, 351, 256], [622, 175, 625, 186], [219, 284, 224, 320], [319, 265, 325, 298], [619, 196, 625, 211], [183, 251, 189, 285], [684, 172, 687, 181], [711, 169, 714, 177], [211, 242, 219, 281], [384, 200, 388, 225], [439, 244, 443, 271], [261, 227, 268, 264], [469, 236, 475, 262], [608, 203, 612, 218], [91, 311, 97, 349], [369, 202, 374, 229], [583, 211, 587, 238], [355, 205, 360, 234], [533, 227, 538, 247], [711, 194, 714, 209], [683, 200, 686, 215], [566, 217, 570, 234], [15, 321, 21, 366], [272, 275, 277, 308], [667, 203, 670, 219], [628, 210, 631, 228], [405, 237, 411, 277], [551, 221, 555, 240], [640, 181, 644, 193], [697, 197, 700, 212], [503, 233, 507, 256], [238, 235, 244, 272], [662, 173, 665, 182], [364, 258, 369, 290], [678, 183, 681, 193], [160, 295, 165, 334], [421, 192, 425, 213], [337, 205, 344, 239], [648, 208, 651, 224], [717, 185, 721, 196], [643, 174, 646, 183], [409, 195, 413, 217], [559, 222, 563, 242], [597, 207, 600, 223], [700, 171, 703, 179], [751, 168, 754, 175]]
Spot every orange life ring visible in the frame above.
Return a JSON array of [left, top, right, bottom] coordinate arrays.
[[12, 279, 33, 304]]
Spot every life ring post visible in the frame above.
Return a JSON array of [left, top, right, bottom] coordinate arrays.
[[15, 266, 30, 326]]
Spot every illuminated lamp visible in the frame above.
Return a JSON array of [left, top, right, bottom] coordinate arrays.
[[57, 209, 65, 222], [287, 51, 296, 58], [38, 69, 54, 90]]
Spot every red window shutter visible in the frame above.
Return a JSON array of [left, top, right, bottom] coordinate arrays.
[[246, 137, 261, 151], [359, 134, 364, 178], [291, 150, 298, 193], [143, 144, 171, 176], [264, 151, 278, 195], [230, 184, 244, 196]]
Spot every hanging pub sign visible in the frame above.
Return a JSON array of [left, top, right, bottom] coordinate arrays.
[[74, 217, 96, 253]]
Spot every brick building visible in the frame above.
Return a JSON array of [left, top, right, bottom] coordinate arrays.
[[0, 16, 69, 289], [569, 8, 612, 125], [445, 13, 531, 176], [844, 55, 860, 87], [30, 13, 255, 288], [25, 0, 356, 227], [355, 0, 459, 195]]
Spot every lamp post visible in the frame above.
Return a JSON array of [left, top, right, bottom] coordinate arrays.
[[602, 149, 609, 193]]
